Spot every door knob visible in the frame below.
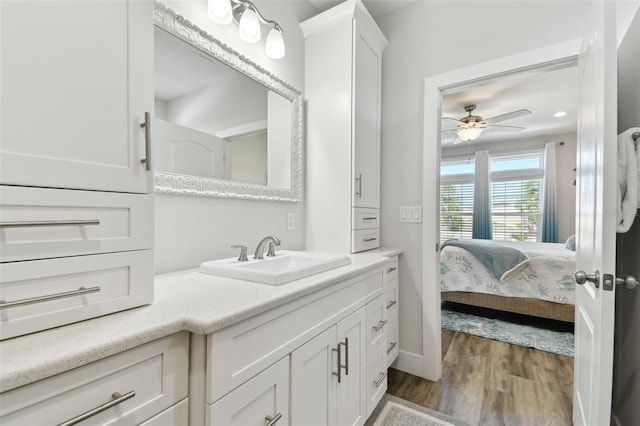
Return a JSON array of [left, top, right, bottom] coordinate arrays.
[[616, 275, 639, 290], [575, 270, 600, 288]]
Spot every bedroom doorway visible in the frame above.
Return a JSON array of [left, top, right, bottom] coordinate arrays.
[[420, 40, 580, 382]]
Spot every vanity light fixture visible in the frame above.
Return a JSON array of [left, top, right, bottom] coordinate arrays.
[[457, 124, 484, 142], [207, 0, 285, 59]]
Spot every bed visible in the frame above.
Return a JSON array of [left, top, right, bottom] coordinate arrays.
[[440, 240, 576, 323]]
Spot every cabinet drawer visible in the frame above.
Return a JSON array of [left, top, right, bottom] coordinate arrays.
[[365, 294, 387, 359], [386, 317, 399, 367], [0, 250, 153, 340], [0, 185, 153, 263], [207, 357, 289, 426], [207, 270, 383, 402], [0, 332, 189, 425], [385, 277, 398, 321], [352, 207, 380, 230], [384, 255, 398, 282], [366, 344, 387, 417], [351, 228, 380, 253], [140, 398, 189, 426]]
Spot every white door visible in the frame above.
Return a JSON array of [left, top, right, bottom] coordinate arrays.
[[0, 0, 153, 194], [290, 327, 337, 426], [573, 1, 618, 425], [336, 308, 366, 426], [352, 30, 381, 209]]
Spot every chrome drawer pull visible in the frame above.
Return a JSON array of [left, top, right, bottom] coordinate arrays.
[[387, 342, 398, 354], [140, 111, 152, 171], [355, 174, 362, 197], [0, 220, 100, 228], [264, 412, 283, 426], [57, 390, 135, 426], [363, 237, 377, 242], [386, 300, 397, 309], [332, 344, 342, 383], [373, 319, 388, 332], [387, 267, 397, 273], [362, 217, 377, 220], [339, 337, 349, 376], [373, 371, 387, 388], [0, 286, 101, 310]]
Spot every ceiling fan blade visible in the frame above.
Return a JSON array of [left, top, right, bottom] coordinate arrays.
[[483, 109, 531, 124], [485, 124, 526, 132], [442, 117, 463, 124], [452, 136, 463, 145], [441, 129, 458, 133]]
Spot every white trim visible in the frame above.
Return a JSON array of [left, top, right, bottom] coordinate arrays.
[[392, 350, 424, 378], [215, 120, 268, 140], [421, 39, 580, 381]]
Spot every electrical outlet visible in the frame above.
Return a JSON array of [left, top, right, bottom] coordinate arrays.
[[287, 212, 295, 230], [399, 206, 422, 223]]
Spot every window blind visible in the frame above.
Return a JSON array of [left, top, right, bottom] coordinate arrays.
[[440, 182, 474, 242], [491, 179, 541, 241]]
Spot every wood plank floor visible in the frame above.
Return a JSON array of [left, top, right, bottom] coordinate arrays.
[[387, 329, 574, 426]]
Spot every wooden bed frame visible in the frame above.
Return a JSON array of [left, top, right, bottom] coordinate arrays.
[[441, 291, 575, 323]]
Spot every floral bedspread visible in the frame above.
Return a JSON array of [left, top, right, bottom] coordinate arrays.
[[440, 241, 576, 305]]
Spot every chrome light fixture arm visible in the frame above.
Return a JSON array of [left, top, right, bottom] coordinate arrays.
[[231, 0, 283, 33]]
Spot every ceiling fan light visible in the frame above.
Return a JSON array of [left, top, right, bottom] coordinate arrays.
[[208, 0, 233, 25], [238, 7, 261, 43], [457, 126, 484, 142]]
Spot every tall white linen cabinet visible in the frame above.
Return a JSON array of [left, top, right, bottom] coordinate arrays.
[[0, 0, 155, 339], [301, 0, 388, 253]]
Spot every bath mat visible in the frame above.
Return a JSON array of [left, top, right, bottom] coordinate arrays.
[[441, 308, 574, 357], [365, 394, 470, 426]]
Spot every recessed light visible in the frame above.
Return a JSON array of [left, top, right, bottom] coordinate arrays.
[[554, 111, 567, 118]]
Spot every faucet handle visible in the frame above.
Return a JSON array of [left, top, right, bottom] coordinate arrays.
[[266, 242, 278, 257], [231, 245, 249, 262]]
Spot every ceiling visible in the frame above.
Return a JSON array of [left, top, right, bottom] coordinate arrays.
[[441, 65, 579, 148], [308, 0, 416, 17]]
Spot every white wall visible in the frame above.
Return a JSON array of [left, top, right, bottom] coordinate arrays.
[[376, 1, 588, 372], [613, 8, 640, 426], [442, 132, 577, 242], [155, 0, 317, 273]]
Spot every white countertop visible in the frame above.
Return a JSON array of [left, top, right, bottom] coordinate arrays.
[[0, 248, 401, 393]]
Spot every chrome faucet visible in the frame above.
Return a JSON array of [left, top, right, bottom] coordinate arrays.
[[254, 236, 281, 259]]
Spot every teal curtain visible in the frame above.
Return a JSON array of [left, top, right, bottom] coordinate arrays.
[[542, 142, 558, 242], [472, 150, 492, 239]]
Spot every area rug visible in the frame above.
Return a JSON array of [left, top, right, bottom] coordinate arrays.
[[365, 394, 470, 426], [441, 308, 574, 357]]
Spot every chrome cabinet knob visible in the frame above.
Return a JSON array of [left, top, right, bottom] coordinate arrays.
[[575, 270, 600, 288]]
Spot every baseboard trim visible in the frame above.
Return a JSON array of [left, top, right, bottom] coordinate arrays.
[[393, 350, 423, 377]]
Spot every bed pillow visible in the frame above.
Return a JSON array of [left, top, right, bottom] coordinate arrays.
[[565, 235, 576, 251]]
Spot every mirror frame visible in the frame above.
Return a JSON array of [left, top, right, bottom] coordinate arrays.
[[153, 2, 303, 202]]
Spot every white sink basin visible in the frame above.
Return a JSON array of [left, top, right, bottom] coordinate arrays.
[[199, 250, 352, 285]]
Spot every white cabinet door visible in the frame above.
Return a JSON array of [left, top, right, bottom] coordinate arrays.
[[0, 0, 153, 193], [208, 357, 289, 426], [352, 29, 381, 209], [291, 327, 337, 426], [336, 308, 366, 426]]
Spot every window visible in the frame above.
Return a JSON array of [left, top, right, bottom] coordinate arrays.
[[490, 151, 544, 241], [440, 159, 474, 242]]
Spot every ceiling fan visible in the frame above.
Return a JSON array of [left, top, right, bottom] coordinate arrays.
[[442, 104, 531, 144]]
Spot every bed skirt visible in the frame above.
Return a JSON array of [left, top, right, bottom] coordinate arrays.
[[441, 291, 575, 323]]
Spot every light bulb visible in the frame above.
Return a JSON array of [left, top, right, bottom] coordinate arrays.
[[207, 0, 232, 25], [265, 28, 285, 59], [238, 7, 261, 43]]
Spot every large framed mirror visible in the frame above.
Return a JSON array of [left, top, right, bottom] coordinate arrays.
[[153, 2, 303, 202]]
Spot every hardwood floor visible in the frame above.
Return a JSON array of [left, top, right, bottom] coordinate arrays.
[[387, 329, 574, 426]]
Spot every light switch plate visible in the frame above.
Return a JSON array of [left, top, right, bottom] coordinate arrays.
[[399, 206, 422, 223]]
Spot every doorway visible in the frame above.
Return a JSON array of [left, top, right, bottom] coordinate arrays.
[[420, 40, 580, 381]]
